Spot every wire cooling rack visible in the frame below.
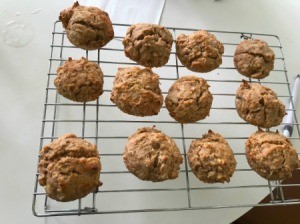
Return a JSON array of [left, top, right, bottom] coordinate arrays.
[[32, 21, 300, 217]]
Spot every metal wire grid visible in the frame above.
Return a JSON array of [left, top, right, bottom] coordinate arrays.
[[32, 21, 300, 217]]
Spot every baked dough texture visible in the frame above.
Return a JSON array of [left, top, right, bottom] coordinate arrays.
[[110, 67, 163, 116], [38, 134, 102, 202], [122, 23, 173, 67], [188, 130, 236, 183], [54, 57, 104, 102], [235, 81, 286, 128], [59, 1, 114, 50], [234, 39, 275, 79], [245, 129, 298, 180], [123, 127, 183, 182], [176, 30, 224, 73], [165, 76, 213, 123]]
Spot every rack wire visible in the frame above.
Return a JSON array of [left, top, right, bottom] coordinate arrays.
[[32, 21, 300, 217]]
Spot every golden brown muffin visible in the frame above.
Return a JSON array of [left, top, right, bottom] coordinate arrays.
[[245, 129, 298, 180], [122, 23, 173, 67], [38, 134, 102, 202], [59, 1, 114, 50], [110, 67, 163, 116], [123, 127, 183, 182], [54, 57, 104, 102], [165, 76, 213, 123], [176, 30, 224, 73], [235, 80, 286, 128], [234, 39, 275, 79], [188, 130, 237, 183]]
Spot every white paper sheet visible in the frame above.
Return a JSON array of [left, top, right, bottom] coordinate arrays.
[[79, 0, 165, 36]]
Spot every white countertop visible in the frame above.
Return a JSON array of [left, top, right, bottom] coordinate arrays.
[[0, 0, 299, 223]]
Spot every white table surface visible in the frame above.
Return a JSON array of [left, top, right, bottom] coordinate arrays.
[[0, 0, 299, 223]]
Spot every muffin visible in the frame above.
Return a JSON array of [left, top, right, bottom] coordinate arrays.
[[59, 1, 114, 50], [176, 30, 224, 73], [54, 57, 104, 102], [165, 76, 213, 123], [234, 39, 275, 79], [110, 67, 163, 116], [123, 127, 183, 182], [38, 134, 102, 202], [122, 23, 173, 67], [235, 80, 286, 128], [245, 129, 298, 180], [188, 130, 236, 183]]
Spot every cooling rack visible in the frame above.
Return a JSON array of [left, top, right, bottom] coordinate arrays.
[[32, 21, 300, 217]]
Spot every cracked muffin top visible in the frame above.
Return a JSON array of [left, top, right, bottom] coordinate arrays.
[[59, 1, 114, 50], [110, 67, 163, 117], [38, 133, 102, 202], [234, 39, 275, 79], [188, 130, 236, 183], [245, 129, 298, 180], [235, 80, 286, 128], [54, 57, 104, 102], [165, 75, 213, 123], [122, 23, 173, 67], [123, 127, 183, 182], [176, 30, 224, 73]]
